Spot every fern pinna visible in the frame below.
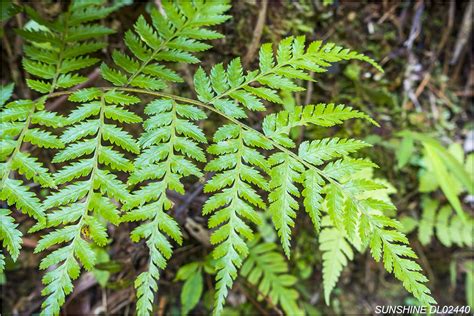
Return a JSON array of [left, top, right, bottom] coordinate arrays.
[[241, 237, 304, 315], [1, 0, 439, 315], [33, 89, 139, 315], [1, 0, 118, 272]]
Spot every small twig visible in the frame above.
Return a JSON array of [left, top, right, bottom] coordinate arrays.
[[243, 0, 268, 67], [450, 0, 472, 64], [154, 0, 166, 16], [407, 0, 453, 107], [157, 296, 167, 316], [413, 241, 436, 287], [414, 73, 430, 99], [235, 282, 270, 316], [437, 0, 455, 56], [404, 0, 424, 51], [401, 1, 424, 113], [377, 4, 398, 24], [427, 82, 453, 108], [2, 34, 21, 86], [240, 279, 283, 316]]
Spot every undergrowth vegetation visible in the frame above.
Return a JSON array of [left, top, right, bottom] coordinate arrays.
[[1, 0, 472, 315]]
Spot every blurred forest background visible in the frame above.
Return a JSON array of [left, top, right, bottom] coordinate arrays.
[[1, 0, 473, 315]]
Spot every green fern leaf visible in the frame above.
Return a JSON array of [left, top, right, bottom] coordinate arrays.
[[320, 218, 354, 304], [241, 238, 303, 315], [204, 124, 270, 314], [302, 169, 324, 232], [428, 204, 474, 248], [11, 151, 55, 187], [21, 1, 116, 94], [268, 152, 303, 258], [24, 128, 64, 149], [418, 198, 438, 245], [194, 37, 381, 121], [104, 0, 230, 91], [299, 138, 370, 165], [1, 99, 56, 222], [263, 104, 377, 148], [435, 205, 452, 247], [3, 3, 439, 314], [367, 215, 436, 306], [323, 183, 345, 229], [0, 209, 23, 268], [1, 83, 14, 106], [122, 98, 207, 314], [36, 90, 136, 315], [323, 158, 378, 182], [1, 178, 45, 223]]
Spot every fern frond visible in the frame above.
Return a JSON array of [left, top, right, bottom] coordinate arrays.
[[317, 162, 435, 306], [189, 38, 392, 313], [323, 157, 378, 182], [241, 238, 303, 315], [299, 138, 370, 166], [204, 124, 271, 315], [103, 0, 231, 91], [130, 205, 180, 315], [261, 105, 373, 254], [11, 151, 55, 187], [368, 215, 436, 305], [263, 104, 377, 148], [319, 216, 354, 304], [20, 0, 115, 94], [194, 37, 381, 119], [323, 183, 345, 229], [1, 2, 438, 313], [435, 205, 452, 246], [122, 98, 206, 314], [268, 152, 304, 258], [302, 169, 324, 232], [413, 202, 474, 248], [36, 91, 137, 315], [4, 0, 111, 234]]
